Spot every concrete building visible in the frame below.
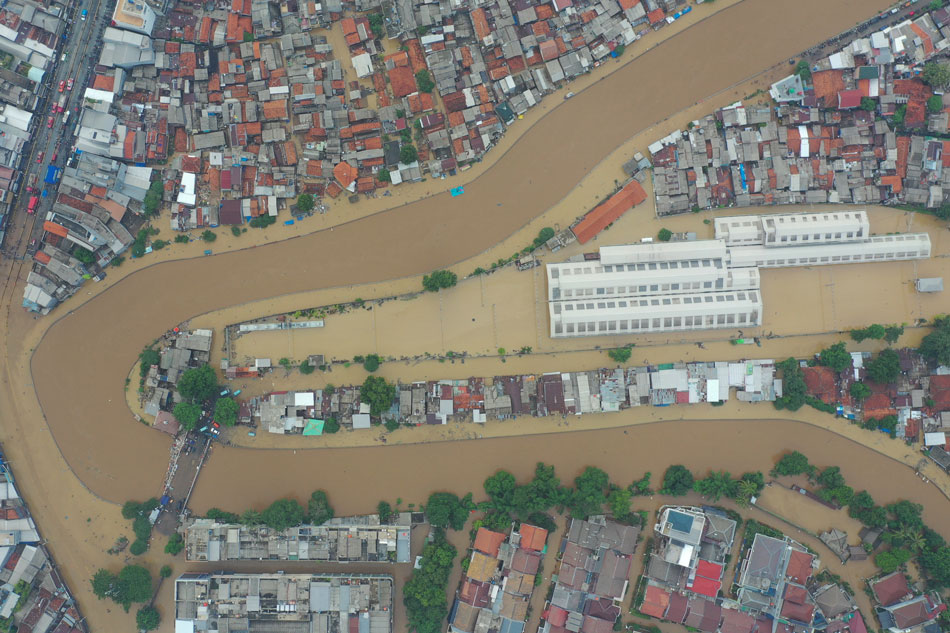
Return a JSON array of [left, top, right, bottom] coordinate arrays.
[[547, 211, 930, 338], [174, 572, 393, 633], [111, 0, 156, 35]]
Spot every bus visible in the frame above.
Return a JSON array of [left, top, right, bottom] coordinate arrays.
[[27, 196, 38, 214]]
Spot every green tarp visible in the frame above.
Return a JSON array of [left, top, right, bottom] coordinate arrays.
[[303, 419, 325, 436]]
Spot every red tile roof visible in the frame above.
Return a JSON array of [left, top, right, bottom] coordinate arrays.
[[572, 180, 646, 243], [785, 550, 814, 584], [389, 65, 416, 98], [333, 161, 358, 188], [473, 528, 506, 557], [640, 585, 670, 619], [871, 572, 912, 607], [519, 524, 547, 551]]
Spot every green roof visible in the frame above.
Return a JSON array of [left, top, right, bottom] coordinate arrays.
[[303, 419, 325, 436], [857, 66, 879, 79]]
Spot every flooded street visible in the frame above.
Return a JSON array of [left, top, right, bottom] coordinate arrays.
[[0, 0, 935, 630]]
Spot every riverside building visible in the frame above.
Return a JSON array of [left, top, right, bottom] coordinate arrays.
[[547, 210, 930, 338]]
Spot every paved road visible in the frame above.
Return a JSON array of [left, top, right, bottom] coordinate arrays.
[[0, 0, 114, 301]]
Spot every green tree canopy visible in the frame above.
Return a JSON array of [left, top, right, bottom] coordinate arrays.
[[165, 533, 184, 556], [606, 487, 633, 521], [425, 492, 472, 530], [422, 269, 457, 292], [139, 348, 160, 377], [921, 61, 950, 89], [795, 60, 811, 81], [378, 500, 394, 523], [919, 317, 950, 366], [308, 490, 334, 525], [400, 143, 418, 164], [261, 499, 306, 531], [415, 70, 435, 93], [206, 508, 240, 523], [361, 375, 397, 417], [874, 548, 912, 573], [850, 382, 871, 402], [660, 465, 694, 496], [173, 401, 202, 430], [851, 324, 886, 342], [377, 168, 391, 183], [143, 180, 163, 217], [512, 463, 563, 516], [774, 358, 806, 410], [818, 342, 852, 373], [177, 365, 218, 402], [693, 471, 735, 502], [866, 348, 900, 384], [115, 564, 153, 609], [136, 606, 161, 631], [772, 451, 813, 477], [566, 466, 609, 519], [201, 230, 217, 242], [860, 97, 877, 112], [483, 470, 517, 514], [403, 535, 456, 633], [214, 397, 239, 427], [74, 246, 96, 264], [91, 569, 117, 599], [929, 95, 945, 113], [884, 325, 904, 344], [297, 193, 314, 213], [658, 228, 672, 242], [607, 347, 632, 364], [363, 354, 381, 372], [817, 466, 845, 489]]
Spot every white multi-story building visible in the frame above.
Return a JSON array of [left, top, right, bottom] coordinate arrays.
[[547, 210, 930, 338]]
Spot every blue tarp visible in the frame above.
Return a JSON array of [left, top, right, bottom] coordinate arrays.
[[44, 165, 60, 184], [451, 186, 464, 197]]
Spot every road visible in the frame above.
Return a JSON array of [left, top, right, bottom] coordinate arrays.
[[0, 0, 114, 306]]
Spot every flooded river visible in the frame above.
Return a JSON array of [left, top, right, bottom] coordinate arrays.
[[28, 0, 894, 505]]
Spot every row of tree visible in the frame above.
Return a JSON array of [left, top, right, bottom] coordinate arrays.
[[204, 490, 334, 531], [769, 451, 950, 588], [658, 466, 765, 506], [91, 564, 169, 630]]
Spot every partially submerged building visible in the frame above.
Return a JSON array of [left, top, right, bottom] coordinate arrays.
[[546, 210, 930, 338], [174, 572, 393, 633]]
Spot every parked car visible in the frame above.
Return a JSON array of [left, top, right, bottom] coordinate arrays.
[[36, 151, 44, 163], [51, 152, 58, 161], [58, 80, 65, 92], [66, 78, 74, 91], [47, 116, 54, 128]]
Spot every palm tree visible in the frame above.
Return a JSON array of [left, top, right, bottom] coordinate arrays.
[[895, 526, 925, 553], [735, 479, 760, 507]]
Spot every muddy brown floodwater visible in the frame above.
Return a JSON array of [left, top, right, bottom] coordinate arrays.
[[29, 0, 893, 505]]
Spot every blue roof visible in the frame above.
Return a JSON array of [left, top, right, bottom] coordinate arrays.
[[500, 619, 525, 633], [668, 510, 694, 534]]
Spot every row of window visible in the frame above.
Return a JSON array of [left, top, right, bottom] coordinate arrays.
[[561, 280, 715, 297], [755, 251, 922, 266], [556, 311, 757, 334], [560, 291, 757, 311], [560, 259, 720, 277], [770, 231, 859, 243]]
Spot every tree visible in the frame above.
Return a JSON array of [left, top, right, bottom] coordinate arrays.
[[122, 500, 143, 520], [874, 548, 912, 573], [535, 227, 555, 246], [377, 168, 391, 183], [260, 499, 306, 531], [299, 361, 315, 375], [160, 565, 172, 578], [919, 317, 950, 366], [363, 354, 381, 372], [931, 0, 944, 10], [893, 104, 907, 125], [866, 348, 900, 384], [818, 342, 851, 373], [511, 463, 563, 516], [886, 499, 923, 530], [607, 347, 632, 364], [850, 381, 871, 402], [378, 500, 394, 523], [795, 60, 811, 81], [308, 490, 334, 525], [851, 324, 886, 342], [206, 508, 240, 523], [400, 143, 418, 164], [403, 535, 456, 633], [115, 565, 153, 610], [231, 226, 242, 237], [324, 417, 340, 433], [74, 246, 96, 264], [694, 471, 735, 502], [774, 358, 806, 410], [860, 97, 877, 112], [735, 479, 760, 507], [91, 569, 117, 599], [483, 470, 517, 514], [884, 325, 904, 344], [771, 451, 813, 477], [129, 539, 147, 555], [660, 465, 694, 496], [297, 193, 314, 213], [425, 492, 471, 530], [607, 487, 633, 521], [165, 533, 184, 555], [929, 95, 945, 113], [136, 606, 160, 631], [630, 472, 653, 496], [201, 230, 217, 242], [817, 466, 845, 489], [658, 228, 673, 242], [415, 70, 435, 93], [139, 348, 160, 378], [177, 365, 218, 402], [422, 270, 457, 292], [921, 62, 950, 89], [213, 397, 239, 427], [367, 12, 384, 37], [567, 466, 609, 519], [143, 180, 163, 217], [173, 402, 202, 430], [360, 375, 397, 417]]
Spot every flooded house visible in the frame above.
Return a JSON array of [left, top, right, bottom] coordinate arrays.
[[174, 573, 393, 633], [182, 514, 412, 563]]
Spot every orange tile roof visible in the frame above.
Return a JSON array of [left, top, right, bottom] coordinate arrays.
[[92, 75, 115, 91], [519, 524, 548, 552], [43, 221, 68, 238], [385, 50, 410, 67], [617, 0, 638, 9], [472, 8, 490, 39], [407, 39, 427, 73], [262, 99, 288, 120], [535, 4, 554, 19], [880, 174, 902, 193], [572, 180, 647, 244], [389, 65, 416, 98], [812, 70, 846, 108], [474, 528, 507, 557], [333, 161, 358, 188]]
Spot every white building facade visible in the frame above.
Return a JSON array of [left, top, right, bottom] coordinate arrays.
[[548, 210, 930, 338]]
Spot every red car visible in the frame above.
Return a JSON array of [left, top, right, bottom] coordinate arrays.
[[58, 80, 65, 93], [47, 116, 54, 128], [66, 78, 74, 91], [52, 152, 58, 161], [36, 151, 44, 163]]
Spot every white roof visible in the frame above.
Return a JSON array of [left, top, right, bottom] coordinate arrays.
[[351, 52, 373, 78], [924, 432, 947, 446], [294, 392, 315, 407], [599, 239, 727, 265], [352, 414, 371, 429], [176, 620, 196, 633]]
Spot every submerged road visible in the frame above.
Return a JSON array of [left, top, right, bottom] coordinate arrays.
[[28, 0, 897, 505]]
